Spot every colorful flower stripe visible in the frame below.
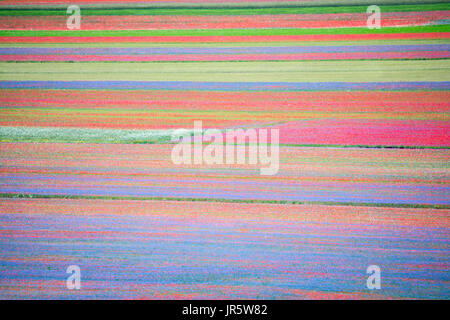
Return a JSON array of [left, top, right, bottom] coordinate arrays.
[[2, 44, 449, 54], [2, 89, 448, 112], [0, 143, 448, 205], [274, 119, 450, 147], [3, 33, 450, 43], [2, 12, 449, 30], [1, 119, 448, 146], [0, 198, 448, 299], [0, 0, 449, 300], [3, 25, 446, 36], [2, 51, 449, 61], [1, 81, 449, 90]]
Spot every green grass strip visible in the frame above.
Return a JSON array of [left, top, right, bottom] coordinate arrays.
[[1, 193, 448, 209], [1, 25, 449, 37], [0, 126, 179, 144], [2, 60, 448, 82]]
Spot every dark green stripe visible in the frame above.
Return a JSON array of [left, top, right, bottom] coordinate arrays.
[[1, 193, 448, 209], [1, 25, 448, 37]]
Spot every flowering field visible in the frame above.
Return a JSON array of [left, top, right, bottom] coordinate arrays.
[[0, 0, 449, 299]]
